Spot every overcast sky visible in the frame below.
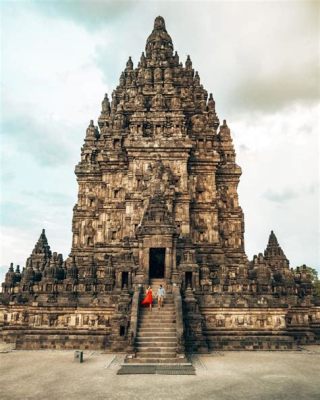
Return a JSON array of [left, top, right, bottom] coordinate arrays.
[[0, 0, 319, 282]]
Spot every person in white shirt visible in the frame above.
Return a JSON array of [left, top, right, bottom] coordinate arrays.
[[157, 284, 166, 309]]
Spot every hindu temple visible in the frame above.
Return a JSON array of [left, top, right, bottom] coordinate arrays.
[[1, 17, 319, 360]]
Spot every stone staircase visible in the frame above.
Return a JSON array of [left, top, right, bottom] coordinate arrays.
[[126, 279, 189, 365]]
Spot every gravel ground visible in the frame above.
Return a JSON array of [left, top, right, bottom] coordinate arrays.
[[0, 345, 319, 400]]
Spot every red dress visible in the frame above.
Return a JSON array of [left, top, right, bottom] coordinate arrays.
[[141, 289, 153, 306]]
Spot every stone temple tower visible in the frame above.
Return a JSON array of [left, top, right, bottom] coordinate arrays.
[[72, 15, 246, 290], [1, 17, 318, 354]]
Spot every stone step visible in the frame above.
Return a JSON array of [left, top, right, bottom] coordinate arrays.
[[137, 333, 176, 337], [118, 363, 195, 374], [137, 326, 175, 331], [136, 332, 177, 338], [139, 314, 175, 318], [136, 346, 177, 352], [139, 315, 176, 319], [139, 315, 175, 319], [141, 296, 173, 300], [139, 311, 175, 315], [136, 352, 177, 358], [138, 321, 175, 325], [142, 297, 173, 301], [139, 306, 176, 317], [135, 344, 177, 348], [136, 338, 177, 344], [140, 304, 174, 307], [136, 340, 177, 345], [140, 302, 174, 305], [138, 319, 176, 324], [137, 346, 176, 356], [126, 358, 184, 364], [137, 327, 175, 331], [139, 309, 175, 314], [136, 346, 177, 351], [141, 299, 174, 303], [145, 296, 174, 307], [138, 328, 176, 333], [138, 319, 176, 329], [139, 302, 176, 312], [140, 309, 175, 312], [139, 316, 175, 320], [142, 293, 173, 296], [136, 340, 177, 346], [137, 327, 176, 332]]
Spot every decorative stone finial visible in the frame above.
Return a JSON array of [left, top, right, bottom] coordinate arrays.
[[101, 93, 111, 114], [208, 93, 215, 111], [146, 16, 173, 60], [194, 71, 200, 85], [126, 56, 133, 70], [185, 55, 192, 69], [86, 120, 99, 141], [154, 16, 166, 30]]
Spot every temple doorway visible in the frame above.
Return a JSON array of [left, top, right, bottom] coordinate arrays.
[[149, 248, 165, 278]]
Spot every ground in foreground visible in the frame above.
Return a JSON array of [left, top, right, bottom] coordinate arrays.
[[0, 345, 319, 400]]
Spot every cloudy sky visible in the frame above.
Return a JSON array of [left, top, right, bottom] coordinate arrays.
[[0, 0, 319, 282]]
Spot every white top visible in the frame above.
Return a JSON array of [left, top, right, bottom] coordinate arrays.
[[157, 287, 165, 297]]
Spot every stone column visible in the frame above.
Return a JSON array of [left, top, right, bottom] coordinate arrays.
[[144, 247, 150, 283], [165, 247, 171, 280], [172, 237, 177, 272]]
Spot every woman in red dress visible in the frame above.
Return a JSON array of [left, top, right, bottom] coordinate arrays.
[[141, 286, 153, 311]]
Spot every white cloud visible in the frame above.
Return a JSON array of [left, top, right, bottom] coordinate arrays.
[[2, 7, 110, 126], [232, 103, 320, 268]]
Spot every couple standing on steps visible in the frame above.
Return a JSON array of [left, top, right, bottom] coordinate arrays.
[[141, 284, 165, 311]]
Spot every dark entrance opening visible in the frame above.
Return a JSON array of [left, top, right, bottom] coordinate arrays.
[[121, 272, 128, 289], [185, 271, 192, 288], [149, 248, 165, 278]]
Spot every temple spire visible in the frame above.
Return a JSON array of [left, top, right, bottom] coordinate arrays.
[[32, 229, 51, 259], [264, 230, 289, 269], [126, 56, 133, 70], [145, 16, 173, 61], [264, 231, 285, 257], [101, 93, 110, 115], [85, 120, 100, 141], [185, 55, 192, 69]]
